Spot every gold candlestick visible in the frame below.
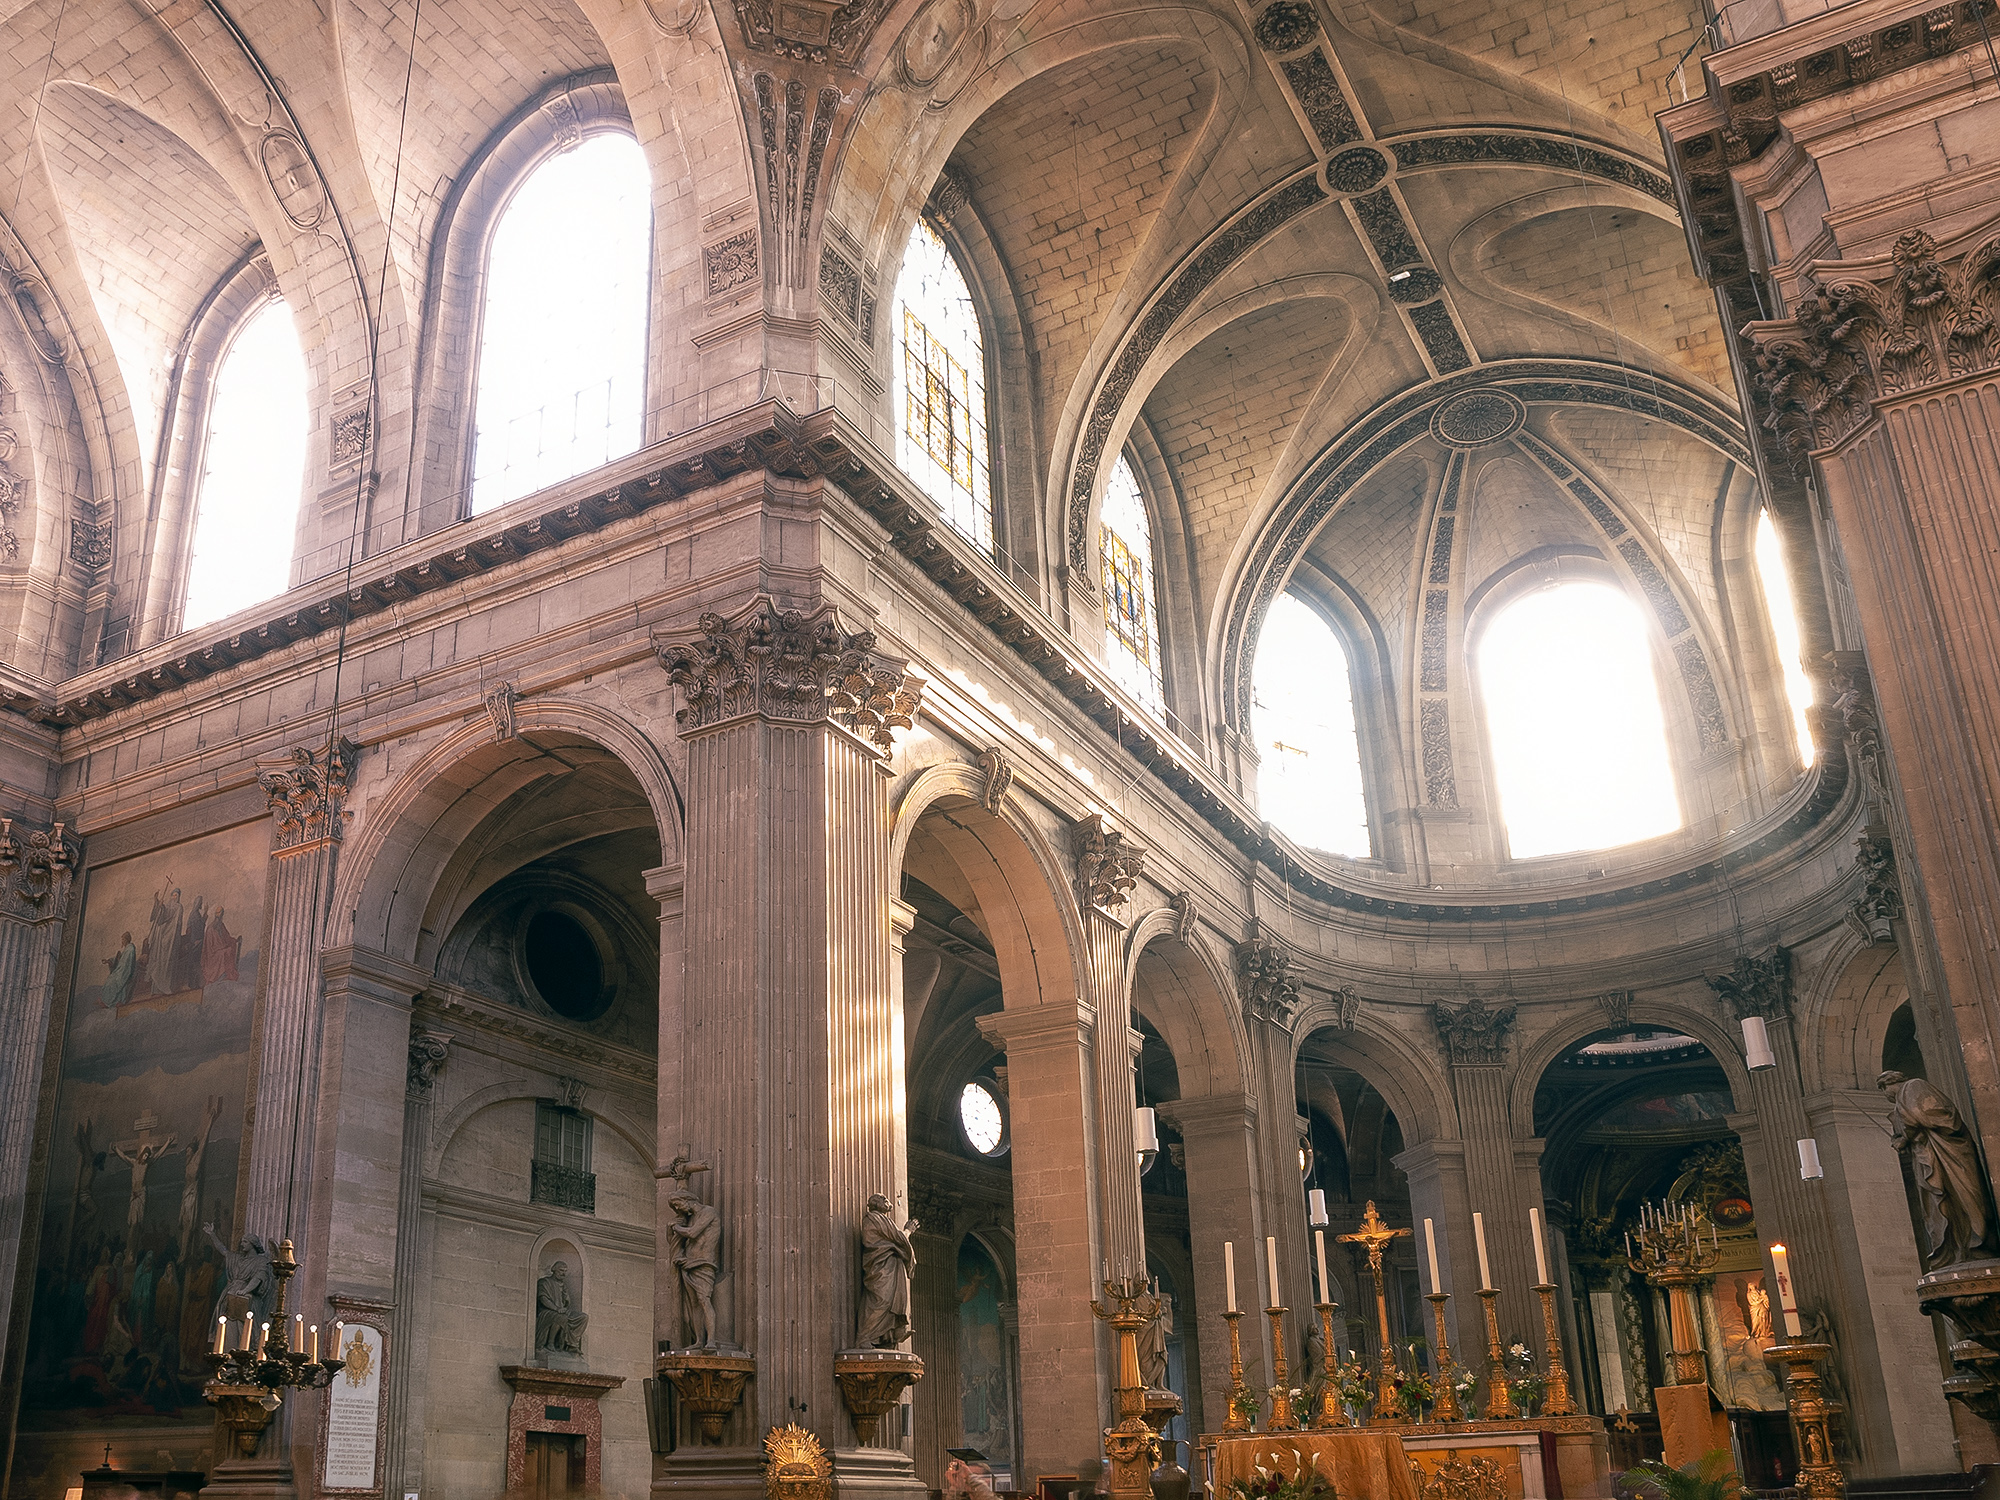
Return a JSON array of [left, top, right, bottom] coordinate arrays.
[[1310, 1302, 1348, 1429], [1764, 1340, 1844, 1500], [1221, 1310, 1253, 1433], [1477, 1289, 1518, 1419], [1264, 1305, 1300, 1431], [1093, 1273, 1164, 1500], [1532, 1284, 1578, 1416], [1425, 1292, 1463, 1423]]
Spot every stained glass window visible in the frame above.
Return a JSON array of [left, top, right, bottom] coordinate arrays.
[[1254, 593, 1371, 859], [1100, 454, 1164, 712], [471, 132, 651, 514], [1478, 583, 1681, 858], [895, 216, 992, 551], [1754, 510, 1816, 767]]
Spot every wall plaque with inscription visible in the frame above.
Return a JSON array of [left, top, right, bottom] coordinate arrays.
[[323, 1321, 386, 1491]]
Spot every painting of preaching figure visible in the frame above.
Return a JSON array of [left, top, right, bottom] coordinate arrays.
[[17, 821, 267, 1436], [956, 1238, 1014, 1478]]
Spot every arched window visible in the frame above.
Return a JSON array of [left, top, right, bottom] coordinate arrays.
[[1754, 510, 1816, 767], [1478, 583, 1680, 858], [471, 132, 651, 514], [1100, 454, 1164, 712], [1254, 593, 1370, 858], [181, 298, 308, 631], [895, 216, 992, 552]]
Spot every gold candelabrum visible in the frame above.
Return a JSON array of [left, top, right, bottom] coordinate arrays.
[[1531, 1285, 1579, 1416], [1310, 1301, 1349, 1429], [1476, 1289, 1518, 1420], [203, 1238, 345, 1410], [1763, 1340, 1845, 1500], [1092, 1271, 1164, 1500], [1424, 1293, 1464, 1423], [1221, 1310, 1254, 1433], [1336, 1201, 1412, 1425], [1625, 1200, 1720, 1386], [1264, 1301, 1301, 1431]]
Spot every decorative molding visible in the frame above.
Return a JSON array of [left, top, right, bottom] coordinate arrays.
[[1594, 990, 1633, 1028], [556, 1075, 588, 1109], [974, 745, 1012, 813], [1279, 51, 1363, 151], [732, 0, 893, 64], [407, 1030, 453, 1095], [1389, 132, 1673, 204], [1071, 813, 1144, 912], [704, 229, 760, 299], [543, 91, 584, 151], [1235, 926, 1301, 1025], [330, 404, 371, 474], [1846, 835, 1903, 946], [654, 598, 923, 750], [1252, 0, 1321, 54], [256, 738, 358, 851], [1168, 889, 1197, 944], [1706, 945, 1791, 1022], [1408, 301, 1472, 373], [69, 516, 111, 574], [925, 164, 971, 227], [1329, 983, 1362, 1030], [0, 816, 78, 923], [1432, 994, 1516, 1065], [485, 681, 518, 741], [1750, 226, 2000, 460]]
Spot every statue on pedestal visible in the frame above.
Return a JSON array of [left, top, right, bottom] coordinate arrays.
[[857, 1193, 918, 1348], [670, 1192, 721, 1348], [535, 1261, 588, 1359], [1879, 1071, 1994, 1267], [1139, 1291, 1172, 1390]]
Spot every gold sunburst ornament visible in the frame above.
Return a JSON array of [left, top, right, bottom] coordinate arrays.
[[764, 1423, 832, 1500]]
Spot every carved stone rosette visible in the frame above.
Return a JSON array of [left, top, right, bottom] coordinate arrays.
[[1235, 930, 1300, 1025], [832, 1347, 924, 1445], [0, 816, 78, 923], [657, 1349, 756, 1443], [1433, 995, 1516, 1065], [1749, 225, 2000, 461], [1072, 813, 1145, 911], [257, 738, 357, 851], [1706, 945, 1791, 1022], [655, 599, 923, 752]]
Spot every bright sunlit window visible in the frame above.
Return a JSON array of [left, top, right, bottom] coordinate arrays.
[[1254, 593, 1370, 858], [960, 1080, 1005, 1156], [1100, 454, 1165, 713], [181, 298, 308, 630], [1755, 510, 1816, 767], [1479, 583, 1680, 858], [471, 132, 651, 514], [895, 216, 992, 552]]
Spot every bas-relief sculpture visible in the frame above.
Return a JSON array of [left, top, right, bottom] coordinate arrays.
[[857, 1193, 918, 1349], [535, 1260, 589, 1362], [1880, 1070, 1994, 1267], [18, 821, 267, 1430]]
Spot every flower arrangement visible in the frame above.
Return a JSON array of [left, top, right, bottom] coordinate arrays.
[[1229, 1386, 1262, 1425], [1394, 1366, 1435, 1420], [1504, 1342, 1546, 1412], [1333, 1353, 1374, 1417], [1452, 1366, 1479, 1405], [1230, 1454, 1334, 1500]]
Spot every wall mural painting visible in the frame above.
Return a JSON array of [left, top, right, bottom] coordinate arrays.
[[1589, 1090, 1735, 1133], [956, 1237, 1013, 1479], [19, 821, 269, 1429]]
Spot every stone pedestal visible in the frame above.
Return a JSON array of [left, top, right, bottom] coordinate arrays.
[[834, 1348, 924, 1446], [500, 1364, 625, 1492]]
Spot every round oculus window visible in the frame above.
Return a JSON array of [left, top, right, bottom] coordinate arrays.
[[524, 910, 609, 1021], [959, 1080, 1005, 1156]]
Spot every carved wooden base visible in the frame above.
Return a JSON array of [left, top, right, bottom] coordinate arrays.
[[1764, 1341, 1843, 1500], [834, 1348, 925, 1446], [658, 1349, 756, 1443], [205, 1383, 276, 1460]]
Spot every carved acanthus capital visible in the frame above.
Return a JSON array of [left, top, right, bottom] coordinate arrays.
[[407, 1030, 452, 1095], [1235, 927, 1300, 1025], [1433, 994, 1516, 1065], [975, 746, 1013, 813], [1707, 945, 1792, 1022], [0, 816, 79, 922], [1846, 835, 1904, 946], [1071, 813, 1144, 911], [926, 164, 971, 226], [256, 739, 357, 851], [654, 599, 923, 751], [1749, 225, 2000, 459]]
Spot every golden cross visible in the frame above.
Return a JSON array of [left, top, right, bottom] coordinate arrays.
[[1335, 1199, 1412, 1273]]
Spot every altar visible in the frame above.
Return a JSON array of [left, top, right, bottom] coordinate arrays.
[[1201, 1431, 1419, 1500], [1199, 1421, 1611, 1500]]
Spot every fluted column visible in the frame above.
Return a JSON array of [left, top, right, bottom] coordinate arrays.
[[1235, 928, 1313, 1366], [1157, 1093, 1262, 1427], [649, 862, 687, 1371], [1434, 997, 1539, 1337], [1073, 816, 1146, 1280], [245, 740, 356, 1242], [386, 1025, 452, 1497], [654, 598, 924, 1500], [1393, 1140, 1471, 1350], [0, 816, 78, 1346]]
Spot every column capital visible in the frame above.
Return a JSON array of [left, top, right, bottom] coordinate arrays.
[[1431, 993, 1515, 1066], [257, 737, 357, 853], [0, 814, 78, 923], [1071, 812, 1144, 912], [1155, 1092, 1257, 1136], [976, 1001, 1092, 1054], [652, 596, 923, 750], [1706, 944, 1791, 1022], [408, 1028, 453, 1096], [1234, 922, 1300, 1028]]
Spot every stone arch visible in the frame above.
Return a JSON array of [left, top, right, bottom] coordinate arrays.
[[332, 694, 683, 966], [1504, 990, 1751, 1138], [1286, 1001, 1454, 1149], [426, 1080, 655, 1186], [1797, 931, 1911, 1095], [1122, 914, 1252, 1102]]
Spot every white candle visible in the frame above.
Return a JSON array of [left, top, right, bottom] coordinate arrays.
[[1266, 1236, 1280, 1306], [1315, 1229, 1330, 1304], [1473, 1212, 1493, 1291], [240, 1317, 254, 1353], [309, 1324, 319, 1363], [214, 1317, 228, 1355], [1225, 1242, 1237, 1312], [293, 1314, 304, 1354], [1424, 1219, 1441, 1295], [1770, 1244, 1802, 1336], [1530, 1207, 1549, 1284]]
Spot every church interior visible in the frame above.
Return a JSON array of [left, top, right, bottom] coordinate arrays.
[[0, 0, 1998, 1494]]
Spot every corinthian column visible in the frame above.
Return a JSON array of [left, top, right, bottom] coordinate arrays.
[[1432, 994, 1538, 1336], [653, 597, 924, 1500], [244, 739, 355, 1242], [1072, 815, 1147, 1279], [0, 816, 78, 1342]]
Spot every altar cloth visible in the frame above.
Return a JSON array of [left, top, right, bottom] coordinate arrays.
[[1204, 1431, 1420, 1500]]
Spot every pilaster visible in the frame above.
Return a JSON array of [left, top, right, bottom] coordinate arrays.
[[1433, 996, 1539, 1337], [1072, 815, 1146, 1279], [1156, 1093, 1262, 1429], [386, 1024, 453, 1497]]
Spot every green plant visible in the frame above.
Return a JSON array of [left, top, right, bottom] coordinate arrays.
[[1229, 1386, 1261, 1423], [1332, 1353, 1374, 1411], [1616, 1450, 1741, 1500]]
